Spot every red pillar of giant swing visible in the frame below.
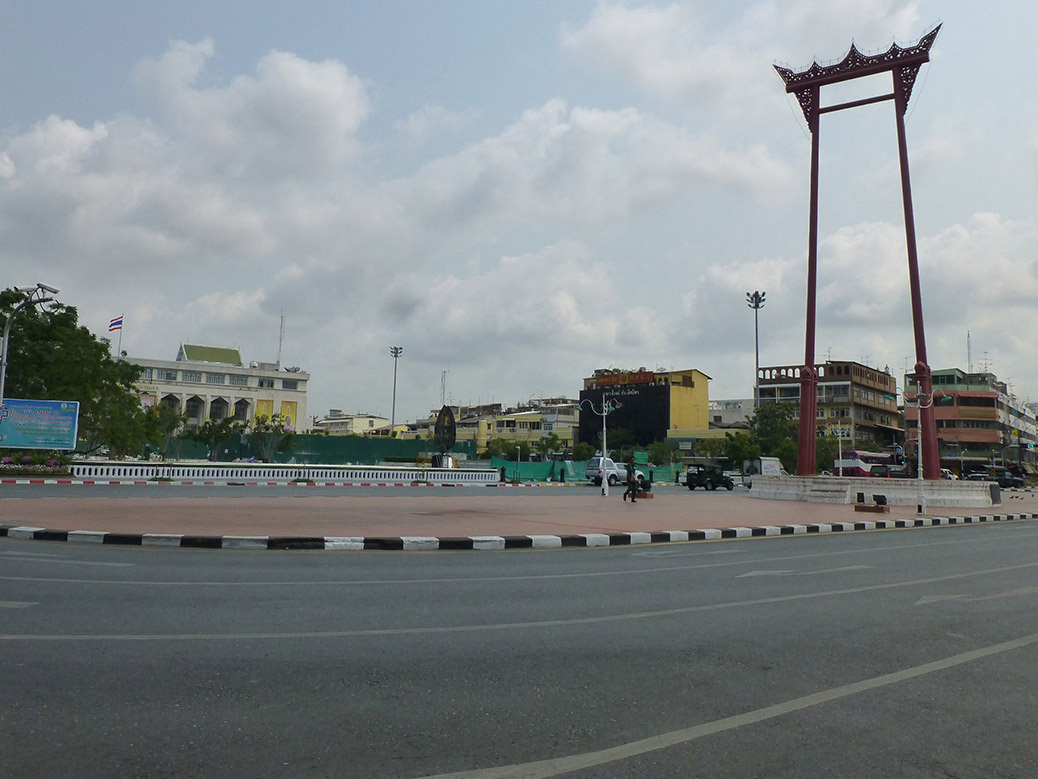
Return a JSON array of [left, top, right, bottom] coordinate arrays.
[[893, 74, 940, 479], [796, 86, 820, 476]]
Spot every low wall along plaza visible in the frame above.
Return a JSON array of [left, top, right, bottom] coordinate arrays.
[[748, 475, 1000, 507]]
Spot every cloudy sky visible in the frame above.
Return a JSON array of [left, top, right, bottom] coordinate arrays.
[[2, 1, 1036, 424]]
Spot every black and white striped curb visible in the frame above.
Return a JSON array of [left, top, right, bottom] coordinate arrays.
[[2, 514, 1034, 551]]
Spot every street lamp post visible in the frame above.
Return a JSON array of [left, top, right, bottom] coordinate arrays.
[[579, 397, 620, 496], [899, 385, 936, 514], [746, 291, 766, 408], [389, 346, 403, 435], [0, 284, 59, 412]]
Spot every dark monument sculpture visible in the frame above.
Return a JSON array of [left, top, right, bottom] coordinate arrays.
[[433, 404, 456, 466], [775, 24, 942, 479]]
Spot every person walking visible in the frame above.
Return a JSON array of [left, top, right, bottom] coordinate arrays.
[[622, 455, 638, 503]]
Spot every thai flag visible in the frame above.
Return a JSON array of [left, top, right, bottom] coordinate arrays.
[[108, 315, 123, 332]]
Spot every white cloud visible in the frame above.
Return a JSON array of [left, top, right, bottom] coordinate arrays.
[[394, 104, 472, 143], [133, 39, 370, 179], [562, 1, 929, 129], [3, 3, 1038, 419]]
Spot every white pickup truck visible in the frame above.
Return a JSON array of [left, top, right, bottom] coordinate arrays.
[[585, 456, 645, 487]]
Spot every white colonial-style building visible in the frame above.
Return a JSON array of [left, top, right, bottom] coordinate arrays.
[[130, 344, 309, 430]]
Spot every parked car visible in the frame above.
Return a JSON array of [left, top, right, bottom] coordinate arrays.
[[685, 464, 735, 491], [965, 467, 1024, 488], [584, 457, 645, 487], [940, 468, 958, 480]]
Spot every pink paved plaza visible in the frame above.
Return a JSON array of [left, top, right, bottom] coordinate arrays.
[[4, 488, 1037, 538]]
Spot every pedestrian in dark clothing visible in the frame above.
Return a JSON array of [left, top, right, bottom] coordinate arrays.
[[622, 455, 638, 503]]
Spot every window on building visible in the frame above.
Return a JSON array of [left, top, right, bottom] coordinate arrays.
[[139, 368, 153, 380], [157, 369, 178, 381], [258, 379, 275, 389], [206, 374, 225, 385], [958, 396, 995, 407], [282, 379, 298, 390], [181, 371, 201, 383], [229, 375, 248, 387]]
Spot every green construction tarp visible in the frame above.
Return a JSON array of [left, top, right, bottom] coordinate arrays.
[[488, 458, 684, 484]]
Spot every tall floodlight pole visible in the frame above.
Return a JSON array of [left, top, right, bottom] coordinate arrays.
[[746, 291, 766, 408], [775, 24, 942, 478], [1, 284, 59, 412], [389, 346, 403, 435]]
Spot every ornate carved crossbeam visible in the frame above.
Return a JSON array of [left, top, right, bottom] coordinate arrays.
[[775, 24, 940, 122]]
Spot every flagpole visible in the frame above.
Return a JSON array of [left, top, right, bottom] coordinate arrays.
[[109, 315, 124, 359]]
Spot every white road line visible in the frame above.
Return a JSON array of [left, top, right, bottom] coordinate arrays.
[[0, 601, 37, 608], [422, 632, 1038, 779], [737, 565, 874, 578], [1, 560, 1035, 642], [915, 586, 1038, 606], [736, 569, 797, 577], [0, 533, 1027, 587], [0, 557, 134, 568]]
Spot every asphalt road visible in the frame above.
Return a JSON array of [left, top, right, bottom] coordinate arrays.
[[2, 520, 1036, 778]]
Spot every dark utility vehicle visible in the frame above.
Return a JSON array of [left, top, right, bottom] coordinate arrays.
[[686, 464, 735, 491], [965, 467, 1024, 489]]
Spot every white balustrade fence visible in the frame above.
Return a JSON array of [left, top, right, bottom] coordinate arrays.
[[69, 461, 499, 484]]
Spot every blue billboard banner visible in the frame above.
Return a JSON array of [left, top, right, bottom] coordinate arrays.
[[0, 398, 80, 450]]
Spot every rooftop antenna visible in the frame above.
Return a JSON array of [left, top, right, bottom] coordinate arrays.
[[966, 330, 972, 373], [440, 370, 449, 406], [276, 313, 285, 368]]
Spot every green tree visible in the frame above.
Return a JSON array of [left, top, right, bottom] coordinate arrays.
[[749, 402, 797, 456], [188, 416, 242, 462], [773, 438, 798, 473], [571, 442, 596, 461], [533, 433, 562, 460], [146, 403, 188, 460], [1, 290, 147, 456], [605, 427, 635, 453], [815, 433, 841, 473], [246, 413, 296, 463], [722, 433, 760, 475], [483, 437, 530, 460], [647, 439, 679, 466], [695, 437, 727, 460]]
